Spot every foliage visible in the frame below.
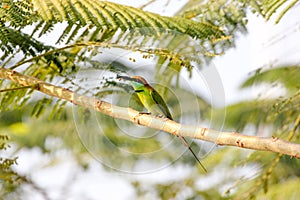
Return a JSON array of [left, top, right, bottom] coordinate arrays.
[[216, 64, 300, 199], [260, 0, 300, 23], [218, 65, 300, 131], [0, 134, 22, 196], [0, 0, 300, 199], [241, 66, 300, 93]]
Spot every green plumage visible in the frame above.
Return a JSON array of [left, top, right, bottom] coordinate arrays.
[[117, 75, 207, 172]]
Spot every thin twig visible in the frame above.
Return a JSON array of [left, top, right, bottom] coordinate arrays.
[[139, 0, 157, 9], [0, 85, 36, 92]]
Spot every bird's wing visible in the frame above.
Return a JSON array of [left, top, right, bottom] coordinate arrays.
[[150, 89, 173, 120], [151, 89, 207, 172]]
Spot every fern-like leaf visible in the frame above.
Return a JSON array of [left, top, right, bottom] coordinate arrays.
[[241, 66, 300, 93], [260, 0, 299, 23], [29, 0, 224, 43]]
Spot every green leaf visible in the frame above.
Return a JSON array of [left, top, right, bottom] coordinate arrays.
[[241, 66, 300, 93]]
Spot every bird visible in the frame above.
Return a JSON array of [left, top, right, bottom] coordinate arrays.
[[117, 75, 207, 172]]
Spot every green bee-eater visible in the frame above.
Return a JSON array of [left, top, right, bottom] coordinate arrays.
[[117, 75, 207, 172]]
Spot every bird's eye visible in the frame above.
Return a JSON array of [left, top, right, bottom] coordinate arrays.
[[135, 79, 144, 84]]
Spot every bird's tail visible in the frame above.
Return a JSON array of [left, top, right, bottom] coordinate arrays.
[[178, 136, 207, 172]]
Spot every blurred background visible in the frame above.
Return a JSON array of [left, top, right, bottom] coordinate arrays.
[[1, 0, 300, 199]]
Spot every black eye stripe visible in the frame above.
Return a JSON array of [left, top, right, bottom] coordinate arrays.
[[134, 79, 144, 84], [135, 89, 144, 93]]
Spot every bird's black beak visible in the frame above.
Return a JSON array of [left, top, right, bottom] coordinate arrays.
[[117, 75, 133, 81]]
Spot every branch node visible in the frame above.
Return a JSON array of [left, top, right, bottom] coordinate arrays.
[[272, 136, 279, 142], [96, 100, 102, 109], [201, 128, 207, 136], [33, 83, 40, 90], [133, 113, 142, 124], [9, 70, 15, 76], [63, 87, 70, 91], [236, 138, 244, 148]]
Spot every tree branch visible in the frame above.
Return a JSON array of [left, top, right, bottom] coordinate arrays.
[[1, 67, 300, 158]]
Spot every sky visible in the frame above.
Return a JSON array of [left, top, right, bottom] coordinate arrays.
[[7, 1, 300, 199]]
